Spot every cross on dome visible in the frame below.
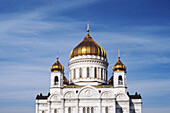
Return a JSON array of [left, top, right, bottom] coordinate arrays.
[[87, 21, 90, 33]]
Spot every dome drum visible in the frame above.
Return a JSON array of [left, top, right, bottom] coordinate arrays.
[[69, 58, 108, 85]]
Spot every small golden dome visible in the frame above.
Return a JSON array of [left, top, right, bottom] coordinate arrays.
[[63, 75, 69, 85], [70, 27, 107, 59], [51, 57, 64, 72], [108, 76, 113, 84], [112, 58, 127, 72]]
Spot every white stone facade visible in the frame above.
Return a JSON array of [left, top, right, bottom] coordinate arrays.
[[35, 29, 142, 113], [36, 54, 142, 113]]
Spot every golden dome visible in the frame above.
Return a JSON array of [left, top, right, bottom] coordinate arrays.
[[63, 75, 69, 85], [112, 57, 127, 72], [51, 57, 64, 72], [108, 76, 113, 84], [70, 28, 106, 59]]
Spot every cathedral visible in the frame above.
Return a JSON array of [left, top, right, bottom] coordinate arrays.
[[35, 25, 142, 113]]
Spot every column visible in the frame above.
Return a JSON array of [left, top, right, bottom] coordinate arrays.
[[61, 99, 64, 113], [82, 67, 86, 78], [113, 99, 116, 113], [76, 99, 79, 113], [36, 103, 39, 113], [104, 69, 106, 81], [48, 101, 51, 113], [91, 67, 94, 78], [99, 99, 101, 113], [98, 67, 100, 79]]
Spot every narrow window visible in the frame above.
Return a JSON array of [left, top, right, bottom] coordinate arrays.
[[74, 69, 76, 79], [54, 109, 57, 113], [106, 107, 108, 113], [106, 70, 108, 81], [68, 107, 71, 113], [94, 67, 97, 78], [118, 75, 123, 85], [42, 111, 45, 113], [79, 68, 82, 78], [54, 76, 59, 85], [83, 107, 85, 113], [101, 68, 103, 80], [103, 69, 105, 80], [87, 107, 90, 113], [87, 67, 89, 78], [91, 107, 94, 113]]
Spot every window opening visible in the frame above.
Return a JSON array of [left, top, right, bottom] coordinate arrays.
[[118, 75, 123, 85], [83, 107, 85, 113], [68, 107, 71, 113], [79, 68, 82, 78], [74, 69, 76, 79], [101, 68, 103, 80], [54, 76, 59, 85], [54, 109, 57, 113], [94, 67, 97, 78], [106, 107, 109, 113], [87, 107, 90, 113], [87, 67, 89, 78], [91, 107, 94, 113]]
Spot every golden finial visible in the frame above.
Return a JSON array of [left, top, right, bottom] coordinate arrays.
[[118, 50, 120, 60], [57, 51, 59, 61], [87, 21, 90, 33]]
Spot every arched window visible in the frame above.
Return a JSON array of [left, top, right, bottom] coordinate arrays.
[[79, 68, 82, 78], [106, 70, 108, 81], [74, 69, 76, 79], [87, 107, 90, 113], [105, 107, 109, 113], [42, 111, 45, 113], [118, 75, 123, 85], [101, 68, 103, 80], [68, 107, 71, 113], [87, 67, 89, 78], [94, 67, 97, 78], [83, 107, 86, 113], [54, 76, 59, 85], [54, 109, 57, 113], [91, 107, 94, 113], [103, 69, 105, 80]]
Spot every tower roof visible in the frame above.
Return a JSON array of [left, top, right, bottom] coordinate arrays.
[[50, 54, 64, 72], [112, 50, 126, 72]]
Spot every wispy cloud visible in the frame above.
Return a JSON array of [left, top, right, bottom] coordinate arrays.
[[143, 107, 170, 113], [128, 79, 170, 96], [0, 106, 34, 113], [0, 0, 170, 112]]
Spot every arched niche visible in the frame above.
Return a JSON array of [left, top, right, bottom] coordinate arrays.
[[116, 93, 129, 101], [48, 92, 62, 102], [78, 86, 99, 99], [63, 91, 76, 99], [101, 91, 114, 99]]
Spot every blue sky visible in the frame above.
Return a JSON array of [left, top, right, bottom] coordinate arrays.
[[0, 0, 170, 113]]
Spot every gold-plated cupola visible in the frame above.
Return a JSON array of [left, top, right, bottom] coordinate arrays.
[[112, 50, 127, 72], [51, 53, 64, 72], [70, 24, 107, 59]]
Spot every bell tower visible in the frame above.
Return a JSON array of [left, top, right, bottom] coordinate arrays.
[[50, 52, 64, 88], [112, 50, 127, 88]]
